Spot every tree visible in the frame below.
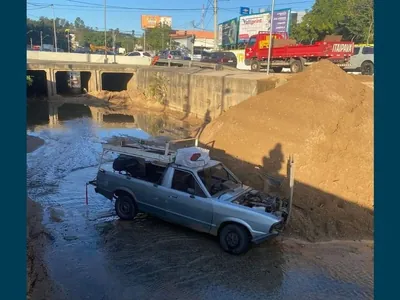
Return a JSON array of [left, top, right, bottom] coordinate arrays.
[[144, 24, 173, 51], [74, 17, 85, 29], [290, 0, 374, 44]]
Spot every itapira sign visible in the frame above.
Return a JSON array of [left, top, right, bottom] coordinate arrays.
[[238, 9, 291, 43]]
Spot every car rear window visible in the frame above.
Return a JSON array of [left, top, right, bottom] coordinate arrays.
[[143, 52, 151, 57], [362, 47, 374, 55]]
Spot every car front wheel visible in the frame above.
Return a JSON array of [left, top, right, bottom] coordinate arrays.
[[115, 195, 137, 220], [219, 224, 250, 255]]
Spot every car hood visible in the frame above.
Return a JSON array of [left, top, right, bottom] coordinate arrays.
[[215, 184, 253, 201]]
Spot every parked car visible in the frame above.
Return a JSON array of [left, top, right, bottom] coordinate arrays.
[[344, 44, 374, 75], [88, 139, 294, 255], [200, 51, 238, 68], [126, 51, 152, 57], [159, 50, 184, 60]]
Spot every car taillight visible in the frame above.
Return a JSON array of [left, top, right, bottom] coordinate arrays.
[[168, 55, 172, 59], [220, 58, 228, 63]]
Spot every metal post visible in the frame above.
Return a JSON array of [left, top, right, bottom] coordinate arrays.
[[112, 30, 116, 63], [213, 0, 218, 50], [40, 31, 43, 50], [143, 31, 146, 52], [51, 4, 58, 52], [104, 0, 108, 63], [266, 0, 275, 75], [30, 38, 33, 49], [67, 33, 70, 52]]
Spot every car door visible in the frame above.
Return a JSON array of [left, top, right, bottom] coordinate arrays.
[[160, 168, 213, 233]]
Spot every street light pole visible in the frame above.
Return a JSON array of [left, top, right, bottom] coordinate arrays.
[[40, 31, 43, 49], [213, 0, 218, 50], [51, 4, 58, 52], [104, 0, 108, 63], [266, 0, 276, 75], [30, 38, 33, 49]]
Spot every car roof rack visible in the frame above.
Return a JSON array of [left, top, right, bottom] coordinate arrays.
[[101, 137, 199, 164]]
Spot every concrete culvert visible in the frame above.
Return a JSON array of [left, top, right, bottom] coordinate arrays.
[[101, 73, 134, 91], [27, 70, 48, 99]]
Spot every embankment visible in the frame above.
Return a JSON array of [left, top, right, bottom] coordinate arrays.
[[27, 136, 59, 299], [198, 60, 373, 242], [135, 67, 289, 120]]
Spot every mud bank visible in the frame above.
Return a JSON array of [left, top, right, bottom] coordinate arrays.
[[27, 136, 60, 300], [198, 60, 373, 242]]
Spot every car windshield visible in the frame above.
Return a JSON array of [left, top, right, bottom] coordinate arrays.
[[198, 163, 240, 196]]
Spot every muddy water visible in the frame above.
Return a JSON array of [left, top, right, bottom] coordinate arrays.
[[27, 102, 373, 300]]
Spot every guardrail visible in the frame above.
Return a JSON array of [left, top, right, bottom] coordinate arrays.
[[155, 59, 220, 70]]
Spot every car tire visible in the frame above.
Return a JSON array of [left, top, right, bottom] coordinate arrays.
[[290, 60, 303, 73], [250, 60, 260, 72], [272, 67, 283, 73], [219, 224, 250, 255], [361, 61, 374, 75], [115, 195, 137, 220]]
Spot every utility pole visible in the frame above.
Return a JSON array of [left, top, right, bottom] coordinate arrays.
[[51, 4, 58, 52], [40, 31, 43, 49], [213, 0, 218, 49], [143, 31, 146, 52], [266, 0, 276, 75], [104, 0, 108, 63], [30, 38, 33, 49], [112, 30, 117, 63]]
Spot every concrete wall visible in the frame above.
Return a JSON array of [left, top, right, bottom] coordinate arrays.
[[136, 67, 275, 120], [27, 50, 152, 65]]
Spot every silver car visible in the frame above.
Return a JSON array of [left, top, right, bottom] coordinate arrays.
[[88, 140, 294, 255], [344, 44, 374, 75]]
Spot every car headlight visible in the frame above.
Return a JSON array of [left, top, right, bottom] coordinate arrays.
[[269, 221, 283, 233]]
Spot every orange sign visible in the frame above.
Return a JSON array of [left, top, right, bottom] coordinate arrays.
[[141, 15, 172, 29]]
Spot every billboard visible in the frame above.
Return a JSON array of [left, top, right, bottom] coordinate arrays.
[[218, 18, 238, 46], [141, 15, 172, 29], [238, 9, 291, 43]]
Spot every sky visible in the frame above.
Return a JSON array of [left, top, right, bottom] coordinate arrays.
[[27, 0, 314, 35]]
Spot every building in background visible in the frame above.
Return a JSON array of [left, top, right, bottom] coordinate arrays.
[[170, 30, 214, 50], [291, 11, 307, 25]]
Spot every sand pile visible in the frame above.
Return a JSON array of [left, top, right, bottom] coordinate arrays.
[[199, 60, 373, 241]]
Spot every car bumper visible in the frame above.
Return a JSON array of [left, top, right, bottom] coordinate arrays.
[[251, 230, 280, 244]]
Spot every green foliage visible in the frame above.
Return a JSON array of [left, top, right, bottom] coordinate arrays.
[[290, 0, 374, 44], [27, 76, 33, 87], [26, 16, 142, 52], [144, 25, 173, 51], [146, 73, 169, 104]]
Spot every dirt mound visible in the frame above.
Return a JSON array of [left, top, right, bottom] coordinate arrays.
[[199, 60, 373, 242]]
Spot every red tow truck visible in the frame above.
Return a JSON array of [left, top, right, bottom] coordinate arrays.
[[244, 32, 354, 73]]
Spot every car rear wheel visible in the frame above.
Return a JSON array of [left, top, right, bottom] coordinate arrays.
[[290, 60, 303, 73], [219, 224, 250, 255], [115, 195, 137, 220], [361, 61, 374, 75]]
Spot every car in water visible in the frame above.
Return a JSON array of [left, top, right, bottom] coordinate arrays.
[[88, 138, 294, 255], [200, 51, 238, 68]]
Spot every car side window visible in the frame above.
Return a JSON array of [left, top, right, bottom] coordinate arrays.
[[362, 47, 374, 55], [171, 169, 207, 198], [353, 47, 360, 55]]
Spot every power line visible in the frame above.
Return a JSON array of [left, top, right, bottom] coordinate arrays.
[[27, 1, 315, 12]]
